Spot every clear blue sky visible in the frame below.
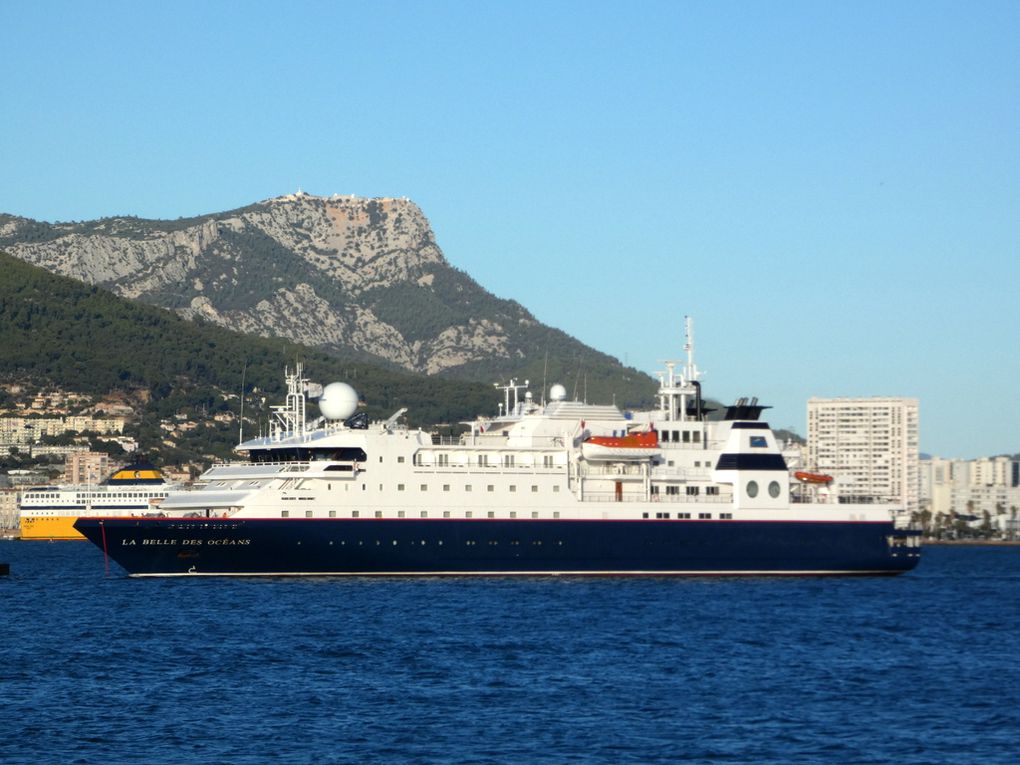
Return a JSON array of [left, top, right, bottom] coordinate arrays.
[[2, 1, 1017, 459]]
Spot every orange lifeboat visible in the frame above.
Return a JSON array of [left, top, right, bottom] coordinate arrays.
[[794, 471, 833, 485], [582, 430, 660, 461]]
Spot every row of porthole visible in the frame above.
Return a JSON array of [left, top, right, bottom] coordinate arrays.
[[283, 510, 561, 519], [746, 480, 782, 498]]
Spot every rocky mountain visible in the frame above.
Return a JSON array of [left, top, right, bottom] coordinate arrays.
[[1, 193, 654, 406]]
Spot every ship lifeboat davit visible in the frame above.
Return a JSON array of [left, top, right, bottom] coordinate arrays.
[[794, 471, 834, 485], [582, 430, 660, 461]]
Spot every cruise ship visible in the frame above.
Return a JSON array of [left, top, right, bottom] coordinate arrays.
[[20, 461, 173, 540], [75, 321, 921, 576]]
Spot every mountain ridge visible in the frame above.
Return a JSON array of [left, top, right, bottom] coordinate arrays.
[[1, 192, 655, 407]]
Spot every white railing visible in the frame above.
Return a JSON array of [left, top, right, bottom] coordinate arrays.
[[581, 492, 732, 504]]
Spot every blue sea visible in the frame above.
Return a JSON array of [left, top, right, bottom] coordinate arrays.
[[2, 542, 1019, 765]]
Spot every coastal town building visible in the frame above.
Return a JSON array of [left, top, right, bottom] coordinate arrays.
[[920, 455, 1020, 535], [0, 416, 125, 446], [0, 487, 18, 532], [807, 396, 920, 514], [64, 451, 113, 485]]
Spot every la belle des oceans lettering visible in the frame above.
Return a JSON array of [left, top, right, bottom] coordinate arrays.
[[122, 538, 252, 546]]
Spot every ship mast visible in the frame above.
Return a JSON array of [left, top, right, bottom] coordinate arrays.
[[270, 363, 309, 440], [657, 316, 702, 423]]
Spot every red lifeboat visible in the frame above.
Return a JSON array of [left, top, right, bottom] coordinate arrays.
[[794, 471, 834, 485], [582, 430, 660, 461]]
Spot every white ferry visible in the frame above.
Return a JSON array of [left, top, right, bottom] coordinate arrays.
[[20, 462, 173, 540]]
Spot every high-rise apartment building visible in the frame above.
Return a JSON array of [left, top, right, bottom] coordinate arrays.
[[807, 397, 920, 513]]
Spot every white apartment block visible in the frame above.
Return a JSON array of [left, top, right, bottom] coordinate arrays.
[[920, 456, 1020, 520], [807, 397, 920, 513]]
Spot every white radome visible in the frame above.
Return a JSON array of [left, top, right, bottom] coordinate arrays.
[[549, 383, 567, 402], [319, 382, 359, 420]]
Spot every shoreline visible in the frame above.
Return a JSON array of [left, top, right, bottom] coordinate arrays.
[[923, 539, 1020, 546]]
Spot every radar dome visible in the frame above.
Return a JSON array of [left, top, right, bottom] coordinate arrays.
[[549, 383, 567, 402], [319, 382, 359, 420]]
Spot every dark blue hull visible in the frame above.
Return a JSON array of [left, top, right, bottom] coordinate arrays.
[[74, 517, 921, 576]]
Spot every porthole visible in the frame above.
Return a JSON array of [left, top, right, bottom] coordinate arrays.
[[746, 480, 759, 498], [768, 481, 781, 498]]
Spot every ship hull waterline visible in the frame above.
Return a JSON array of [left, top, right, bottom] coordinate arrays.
[[75, 517, 920, 577]]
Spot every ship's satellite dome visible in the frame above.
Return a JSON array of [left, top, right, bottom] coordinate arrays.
[[549, 383, 567, 402], [319, 382, 359, 420]]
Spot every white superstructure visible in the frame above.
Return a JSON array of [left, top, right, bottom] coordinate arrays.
[[158, 321, 910, 530]]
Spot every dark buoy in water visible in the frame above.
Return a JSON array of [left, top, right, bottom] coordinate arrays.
[[0, 562, 9, 576]]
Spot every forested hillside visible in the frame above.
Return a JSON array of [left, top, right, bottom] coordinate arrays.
[[0, 251, 500, 465]]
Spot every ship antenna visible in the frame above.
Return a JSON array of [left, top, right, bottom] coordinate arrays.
[[541, 350, 548, 406], [683, 315, 699, 383], [239, 360, 247, 445]]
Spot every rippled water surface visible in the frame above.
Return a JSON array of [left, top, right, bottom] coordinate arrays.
[[2, 542, 1019, 764]]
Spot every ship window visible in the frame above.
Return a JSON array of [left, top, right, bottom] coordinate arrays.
[[532, 511, 539, 519], [487, 511, 495, 518], [693, 431, 701, 443], [531, 485, 538, 493], [510, 511, 517, 518], [465, 485, 473, 492], [509, 485, 517, 493], [281, 510, 289, 518], [679, 512, 691, 519], [420, 511, 428, 518], [443, 511, 450, 518], [398, 511, 405, 518], [721, 513, 733, 519], [329, 510, 336, 518], [686, 486, 699, 496], [503, 454, 515, 467], [398, 484, 405, 491], [553, 486, 560, 493], [750, 436, 768, 448], [747, 481, 759, 498], [643, 512, 649, 519], [375, 511, 382, 518], [443, 484, 450, 492], [352, 510, 360, 518], [487, 485, 494, 492], [661, 430, 670, 442], [650, 485, 659, 495], [666, 486, 679, 495], [553, 512, 560, 518], [420, 484, 428, 492], [305, 510, 313, 518], [466, 511, 473, 518], [683, 431, 691, 443], [707, 486, 720, 496], [699, 513, 711, 519], [768, 481, 781, 498], [397, 456, 405, 463]]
